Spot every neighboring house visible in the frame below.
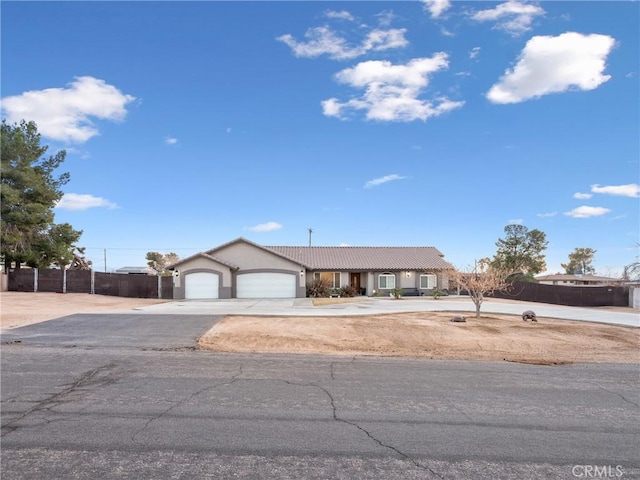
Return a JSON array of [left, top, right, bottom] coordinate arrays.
[[535, 274, 623, 286], [168, 237, 454, 300], [115, 266, 158, 275]]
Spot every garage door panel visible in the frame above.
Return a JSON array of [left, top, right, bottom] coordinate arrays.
[[237, 273, 296, 298], [185, 272, 219, 299]]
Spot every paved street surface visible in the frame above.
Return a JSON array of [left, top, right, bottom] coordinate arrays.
[[2, 313, 639, 479]]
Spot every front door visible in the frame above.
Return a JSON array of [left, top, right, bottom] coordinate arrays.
[[350, 273, 361, 295]]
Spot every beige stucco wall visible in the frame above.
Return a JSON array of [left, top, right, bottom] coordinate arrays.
[[400, 272, 415, 289], [173, 256, 232, 289], [214, 242, 305, 288], [172, 256, 233, 299]]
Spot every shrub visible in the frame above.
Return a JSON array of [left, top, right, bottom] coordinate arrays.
[[306, 278, 333, 297], [338, 284, 358, 297], [431, 289, 447, 300], [390, 287, 405, 299]]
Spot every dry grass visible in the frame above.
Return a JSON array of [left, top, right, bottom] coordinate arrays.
[[199, 312, 640, 365]]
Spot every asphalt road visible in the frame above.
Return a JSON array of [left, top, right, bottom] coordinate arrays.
[[1, 314, 639, 479]]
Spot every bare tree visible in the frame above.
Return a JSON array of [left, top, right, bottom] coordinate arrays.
[[68, 247, 92, 270], [623, 244, 640, 281], [450, 259, 511, 318]]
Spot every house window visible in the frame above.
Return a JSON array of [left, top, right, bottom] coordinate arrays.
[[420, 274, 437, 289], [378, 273, 396, 289], [314, 272, 340, 288]]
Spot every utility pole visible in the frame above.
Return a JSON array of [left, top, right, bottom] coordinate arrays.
[[308, 228, 314, 247]]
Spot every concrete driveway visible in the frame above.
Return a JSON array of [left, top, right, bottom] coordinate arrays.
[[132, 296, 640, 328]]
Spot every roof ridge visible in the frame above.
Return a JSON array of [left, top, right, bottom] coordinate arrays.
[[266, 245, 438, 249]]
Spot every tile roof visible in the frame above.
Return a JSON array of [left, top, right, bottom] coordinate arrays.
[[167, 252, 238, 270], [264, 246, 454, 271]]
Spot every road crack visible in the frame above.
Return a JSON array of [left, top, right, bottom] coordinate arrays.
[[282, 379, 444, 479], [1, 362, 119, 437], [597, 385, 639, 409], [131, 366, 243, 443]]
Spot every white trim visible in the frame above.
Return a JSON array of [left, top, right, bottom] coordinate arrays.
[[378, 272, 396, 289], [420, 274, 437, 289]]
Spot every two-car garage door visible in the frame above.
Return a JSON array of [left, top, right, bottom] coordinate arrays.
[[184, 272, 296, 299], [236, 273, 296, 298]]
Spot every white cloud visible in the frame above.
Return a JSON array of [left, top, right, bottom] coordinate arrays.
[[277, 26, 408, 60], [573, 192, 593, 200], [322, 55, 465, 122], [245, 222, 283, 233], [324, 10, 355, 22], [1, 76, 136, 143], [508, 218, 524, 225], [375, 11, 396, 28], [422, 0, 451, 19], [591, 183, 640, 198], [536, 212, 557, 218], [469, 47, 481, 59], [164, 137, 178, 145], [564, 206, 611, 218], [486, 32, 615, 104], [364, 174, 407, 189], [471, 0, 544, 36], [55, 193, 118, 211]]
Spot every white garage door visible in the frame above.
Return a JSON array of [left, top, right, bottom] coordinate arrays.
[[236, 273, 296, 298], [184, 272, 219, 299]]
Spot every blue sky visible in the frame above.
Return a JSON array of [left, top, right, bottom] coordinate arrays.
[[2, 1, 638, 275]]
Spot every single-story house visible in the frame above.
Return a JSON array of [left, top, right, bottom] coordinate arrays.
[[535, 274, 623, 286], [168, 237, 454, 299]]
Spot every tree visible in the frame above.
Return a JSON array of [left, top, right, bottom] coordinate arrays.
[[1, 120, 82, 270], [30, 222, 83, 269], [145, 252, 179, 275], [491, 224, 548, 278], [622, 244, 640, 281], [561, 247, 597, 275], [69, 247, 93, 270], [449, 259, 511, 318]]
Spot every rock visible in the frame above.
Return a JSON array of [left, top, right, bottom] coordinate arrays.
[[522, 310, 537, 322], [450, 316, 466, 323]]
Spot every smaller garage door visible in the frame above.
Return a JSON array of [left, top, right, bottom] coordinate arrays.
[[184, 272, 219, 299], [237, 273, 296, 298]]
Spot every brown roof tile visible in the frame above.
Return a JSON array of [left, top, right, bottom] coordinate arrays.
[[265, 246, 454, 271]]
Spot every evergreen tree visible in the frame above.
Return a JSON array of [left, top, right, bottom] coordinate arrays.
[[491, 224, 548, 278], [561, 248, 597, 275], [1, 120, 82, 270]]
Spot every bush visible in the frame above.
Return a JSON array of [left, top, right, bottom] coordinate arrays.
[[306, 278, 333, 298], [390, 287, 405, 299], [338, 284, 358, 297], [431, 289, 447, 299]]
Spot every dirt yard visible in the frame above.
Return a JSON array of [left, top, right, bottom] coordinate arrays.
[[2, 292, 637, 365], [199, 313, 640, 365], [0, 292, 168, 331]]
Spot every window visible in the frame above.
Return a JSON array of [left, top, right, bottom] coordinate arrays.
[[420, 274, 437, 289], [378, 273, 396, 289], [314, 272, 340, 288]]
